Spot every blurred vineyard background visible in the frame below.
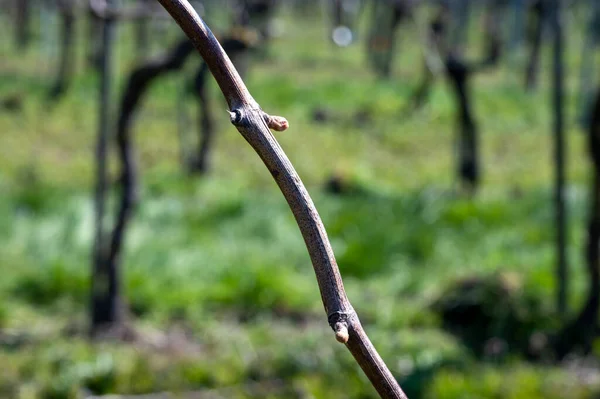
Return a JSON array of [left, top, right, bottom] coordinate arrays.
[[1, 0, 600, 398]]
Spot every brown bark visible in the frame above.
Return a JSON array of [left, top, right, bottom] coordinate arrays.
[[155, 1, 406, 397]]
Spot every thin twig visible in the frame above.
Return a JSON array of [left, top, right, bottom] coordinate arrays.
[[155, 1, 406, 397]]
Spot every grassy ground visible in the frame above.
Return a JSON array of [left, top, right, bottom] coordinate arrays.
[[0, 4, 599, 398]]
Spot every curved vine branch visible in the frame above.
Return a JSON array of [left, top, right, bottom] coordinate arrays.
[[106, 39, 195, 280], [155, 1, 406, 397], [107, 35, 256, 276]]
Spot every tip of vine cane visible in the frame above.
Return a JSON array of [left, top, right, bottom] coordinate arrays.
[[334, 322, 349, 344]]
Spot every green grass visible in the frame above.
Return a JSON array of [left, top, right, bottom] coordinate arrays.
[[0, 4, 599, 398]]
